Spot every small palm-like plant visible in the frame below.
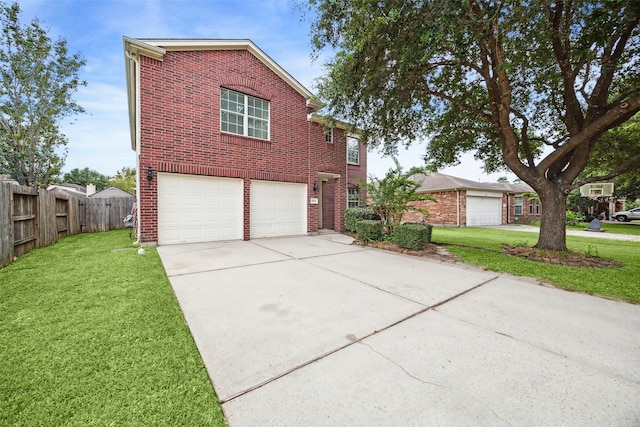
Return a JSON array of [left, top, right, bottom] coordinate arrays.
[[361, 158, 436, 233]]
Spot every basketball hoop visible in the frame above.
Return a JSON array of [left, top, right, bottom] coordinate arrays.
[[588, 193, 601, 203]]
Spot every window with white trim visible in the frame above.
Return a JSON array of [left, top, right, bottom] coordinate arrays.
[[348, 188, 360, 208], [529, 199, 541, 215], [515, 196, 523, 215], [221, 88, 269, 140], [347, 136, 359, 164], [325, 128, 333, 143]]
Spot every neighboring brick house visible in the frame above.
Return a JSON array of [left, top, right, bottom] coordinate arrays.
[[403, 173, 540, 226], [124, 37, 366, 245]]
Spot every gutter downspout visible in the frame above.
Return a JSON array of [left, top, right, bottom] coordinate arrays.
[[125, 49, 141, 244], [456, 189, 460, 227]]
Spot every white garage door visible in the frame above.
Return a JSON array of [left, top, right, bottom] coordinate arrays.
[[158, 173, 243, 244], [250, 181, 307, 238], [466, 192, 502, 226]]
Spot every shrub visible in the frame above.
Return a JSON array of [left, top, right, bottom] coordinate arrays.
[[566, 210, 582, 226], [393, 223, 433, 250], [345, 207, 379, 232], [355, 220, 384, 242]]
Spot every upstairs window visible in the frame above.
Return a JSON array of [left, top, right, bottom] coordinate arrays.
[[347, 136, 359, 165], [325, 128, 333, 143], [221, 88, 269, 140]]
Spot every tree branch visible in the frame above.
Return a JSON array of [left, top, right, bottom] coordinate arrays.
[[572, 154, 640, 189]]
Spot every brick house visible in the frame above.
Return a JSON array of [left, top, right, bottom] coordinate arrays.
[[403, 173, 540, 226], [123, 38, 366, 245]]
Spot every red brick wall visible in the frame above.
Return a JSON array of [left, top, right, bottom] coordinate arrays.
[[405, 191, 541, 226], [506, 193, 542, 224], [137, 50, 356, 242], [405, 190, 466, 225]]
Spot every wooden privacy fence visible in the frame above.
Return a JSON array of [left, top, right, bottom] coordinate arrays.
[[0, 182, 135, 268]]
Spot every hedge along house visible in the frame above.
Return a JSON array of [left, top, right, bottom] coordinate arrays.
[[403, 173, 540, 226], [124, 37, 366, 245]]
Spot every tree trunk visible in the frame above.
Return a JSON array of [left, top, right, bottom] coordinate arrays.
[[535, 183, 568, 251]]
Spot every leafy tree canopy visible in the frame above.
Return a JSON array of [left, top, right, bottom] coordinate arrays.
[[580, 113, 640, 200], [109, 166, 136, 195], [63, 167, 110, 191], [0, 1, 85, 188], [306, 0, 640, 250]]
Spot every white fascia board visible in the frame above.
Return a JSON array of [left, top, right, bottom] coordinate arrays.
[[123, 37, 167, 151], [308, 113, 359, 133], [124, 36, 166, 61]]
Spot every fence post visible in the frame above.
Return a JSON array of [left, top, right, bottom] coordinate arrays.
[[0, 182, 14, 267]]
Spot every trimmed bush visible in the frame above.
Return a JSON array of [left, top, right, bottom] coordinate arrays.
[[393, 223, 433, 250], [345, 207, 379, 232], [355, 220, 384, 242]]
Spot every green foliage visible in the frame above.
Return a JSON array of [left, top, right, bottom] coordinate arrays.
[[579, 113, 640, 201], [362, 158, 435, 233], [565, 210, 582, 226], [355, 219, 384, 242], [393, 223, 433, 250], [306, 0, 640, 251], [344, 206, 379, 232], [109, 166, 136, 194], [0, 1, 86, 188], [63, 167, 110, 191], [0, 230, 227, 426]]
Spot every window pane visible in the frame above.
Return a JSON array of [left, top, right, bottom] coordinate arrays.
[[221, 111, 244, 135], [248, 96, 269, 120], [347, 137, 359, 164], [248, 117, 268, 139]]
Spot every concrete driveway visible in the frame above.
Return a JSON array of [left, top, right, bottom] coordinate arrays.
[[158, 234, 640, 426]]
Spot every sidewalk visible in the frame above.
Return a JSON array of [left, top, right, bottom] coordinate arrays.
[[485, 224, 640, 242]]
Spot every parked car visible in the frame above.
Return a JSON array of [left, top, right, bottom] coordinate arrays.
[[613, 207, 640, 222]]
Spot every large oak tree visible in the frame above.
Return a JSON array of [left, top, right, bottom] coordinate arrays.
[[306, 0, 640, 250]]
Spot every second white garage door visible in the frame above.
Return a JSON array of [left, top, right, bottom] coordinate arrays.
[[158, 173, 243, 244], [250, 181, 307, 238], [466, 191, 502, 226]]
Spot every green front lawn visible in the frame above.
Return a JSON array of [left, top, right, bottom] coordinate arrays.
[[432, 227, 640, 304], [0, 231, 227, 426]]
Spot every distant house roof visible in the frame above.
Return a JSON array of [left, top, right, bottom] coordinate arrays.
[[410, 172, 534, 194], [47, 183, 88, 198], [0, 174, 19, 185], [89, 187, 134, 199]]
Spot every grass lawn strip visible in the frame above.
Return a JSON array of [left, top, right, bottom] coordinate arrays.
[[432, 227, 640, 304], [0, 230, 227, 426]]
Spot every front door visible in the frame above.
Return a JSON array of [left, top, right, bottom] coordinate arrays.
[[321, 179, 335, 230]]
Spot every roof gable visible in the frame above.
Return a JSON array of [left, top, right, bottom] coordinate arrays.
[[124, 37, 323, 150], [89, 187, 134, 199]]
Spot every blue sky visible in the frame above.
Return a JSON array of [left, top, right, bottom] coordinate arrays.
[[18, 0, 514, 182]]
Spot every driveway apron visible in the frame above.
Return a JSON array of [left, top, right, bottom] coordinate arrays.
[[158, 234, 640, 426]]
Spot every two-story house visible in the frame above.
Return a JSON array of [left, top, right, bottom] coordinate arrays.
[[124, 37, 366, 245]]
